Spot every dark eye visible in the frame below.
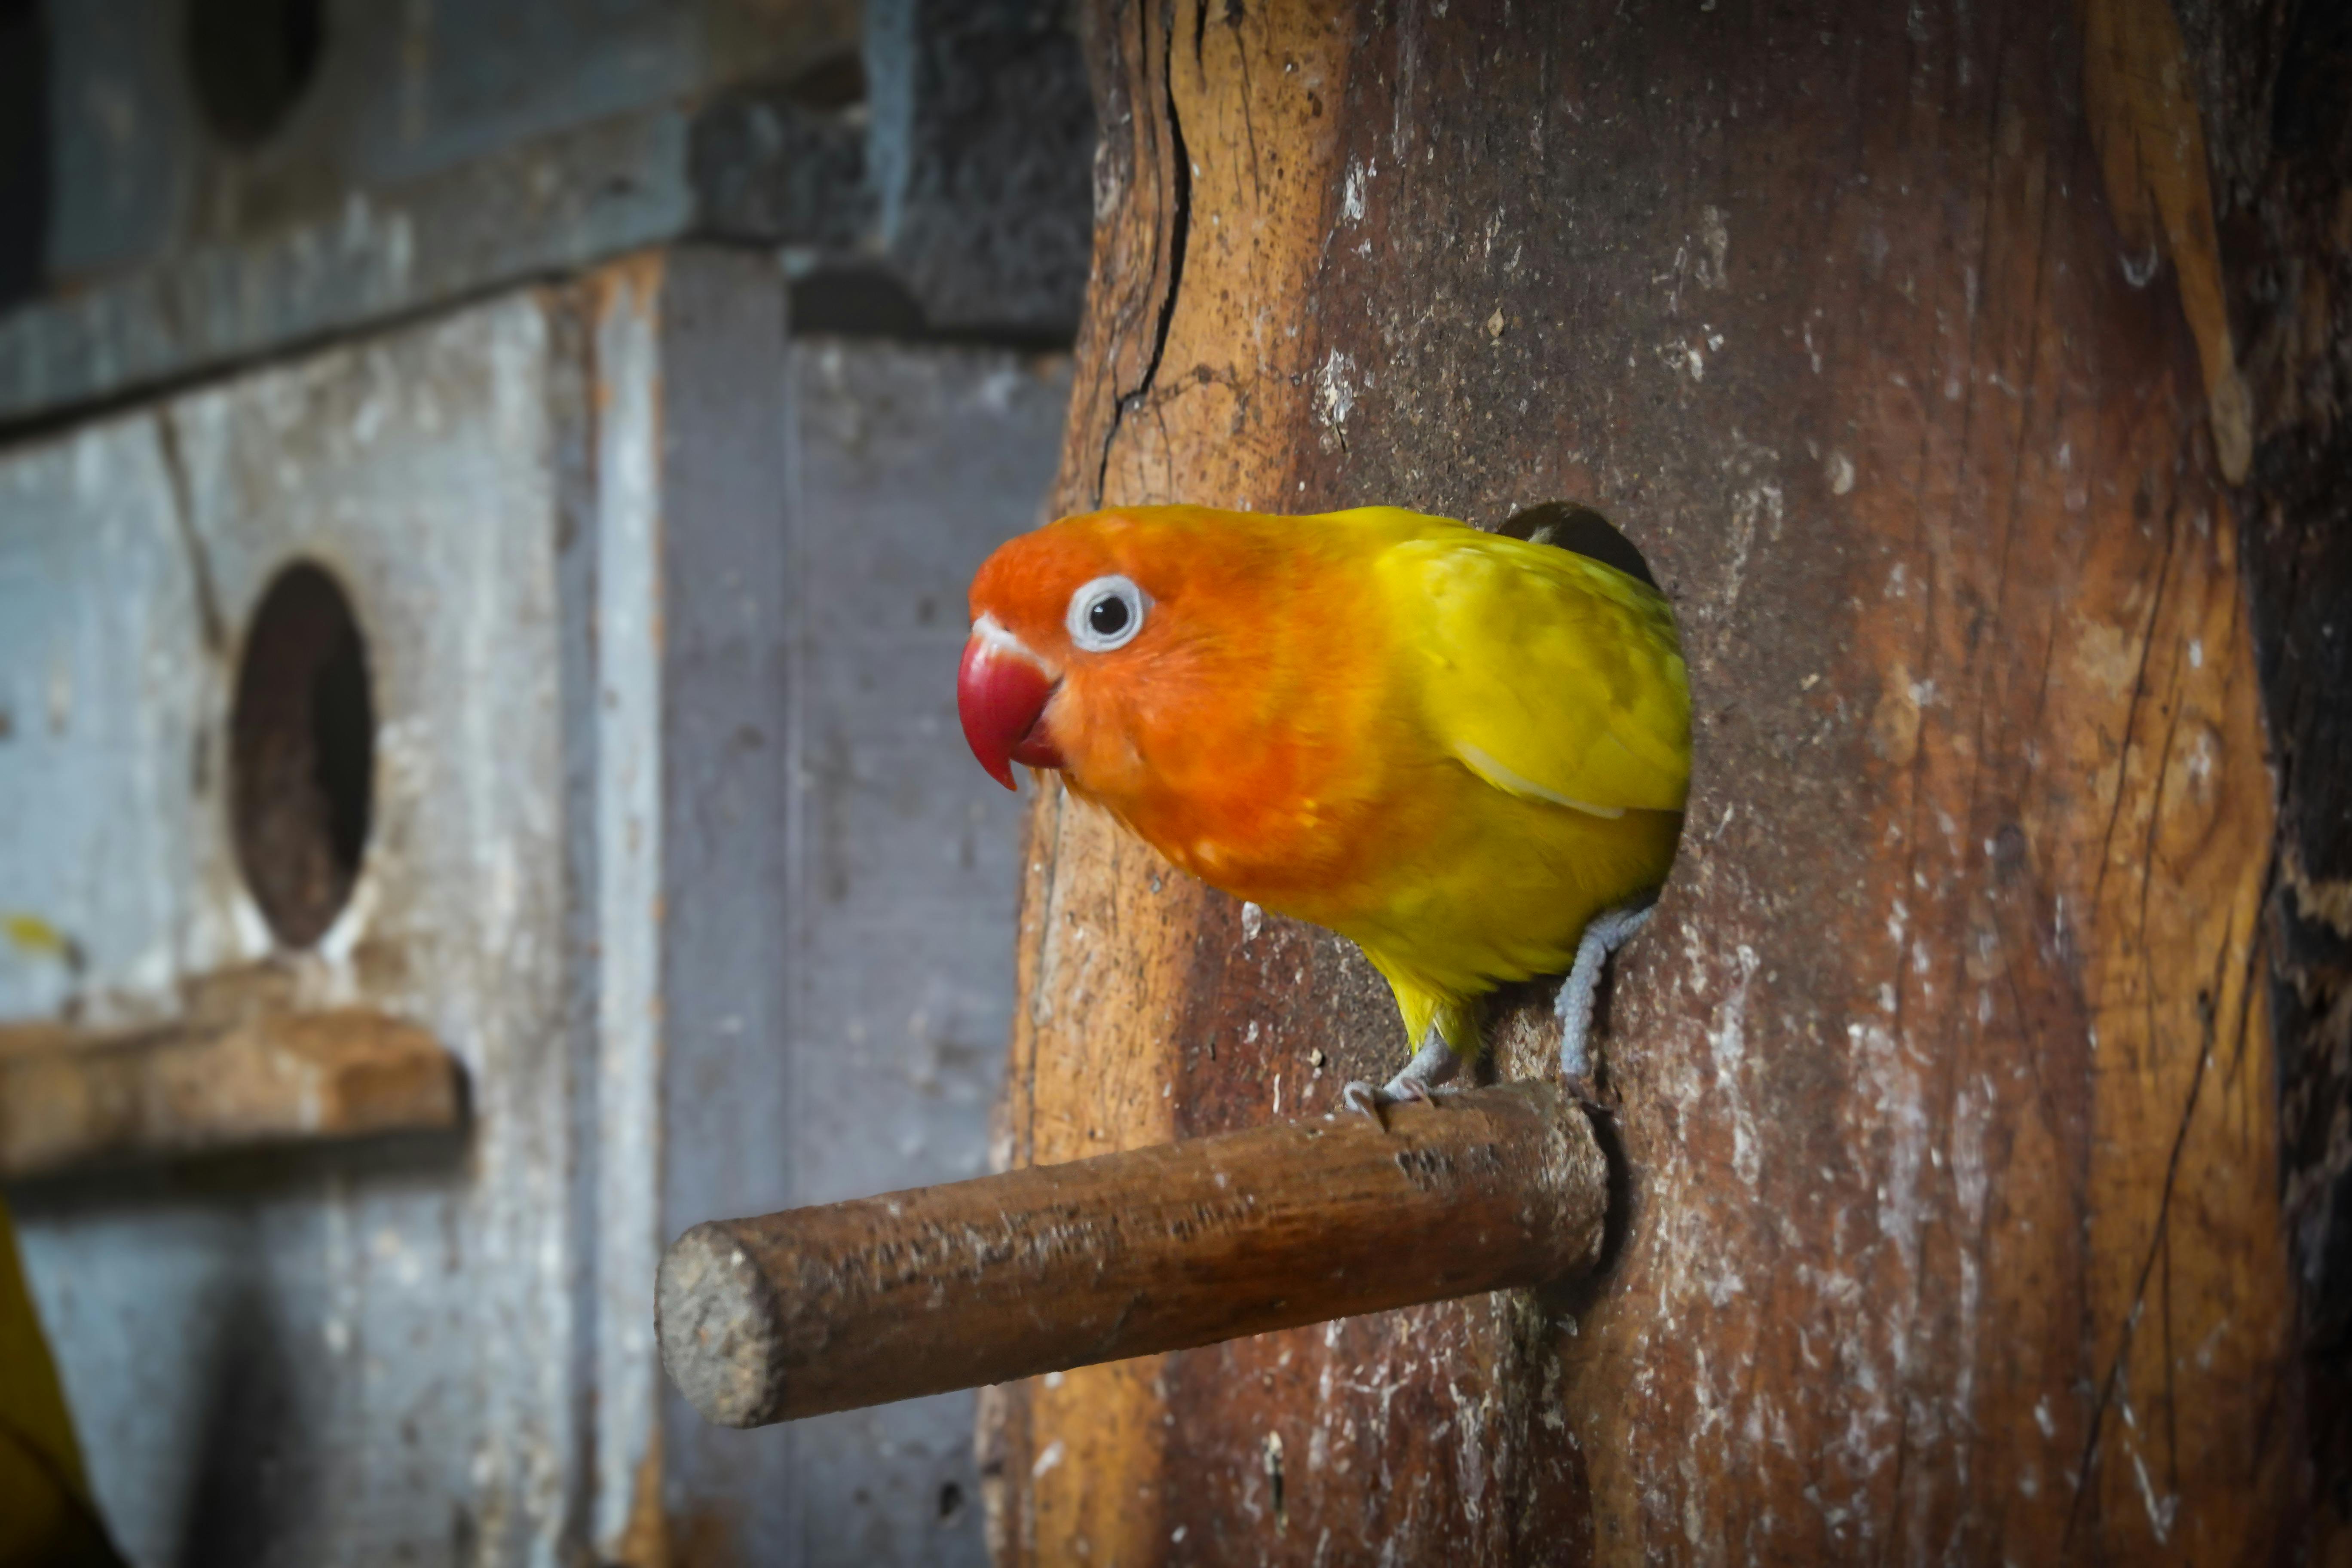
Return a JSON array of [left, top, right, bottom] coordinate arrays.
[[1065, 574, 1149, 652]]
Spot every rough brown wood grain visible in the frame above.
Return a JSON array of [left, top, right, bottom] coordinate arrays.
[[661, 1082, 1607, 1428], [981, 0, 2306, 1560], [2171, 0, 2352, 1547]]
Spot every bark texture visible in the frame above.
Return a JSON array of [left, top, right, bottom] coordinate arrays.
[[980, 1, 2331, 1560]]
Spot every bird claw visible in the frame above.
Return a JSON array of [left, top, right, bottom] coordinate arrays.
[[1343, 1032, 1463, 1130], [1558, 1071, 1607, 1115]]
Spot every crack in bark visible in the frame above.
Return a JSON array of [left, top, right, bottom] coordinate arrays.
[[2065, 910, 2236, 1540], [1093, 0, 1193, 508], [153, 407, 227, 658]]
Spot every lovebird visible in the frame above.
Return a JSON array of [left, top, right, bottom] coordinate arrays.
[[957, 505, 1688, 1115]]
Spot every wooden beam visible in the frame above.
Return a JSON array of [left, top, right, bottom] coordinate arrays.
[[0, 1009, 462, 1178], [657, 1082, 1609, 1428]]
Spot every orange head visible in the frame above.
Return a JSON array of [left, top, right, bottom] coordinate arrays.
[[959, 507, 1242, 793], [956, 508, 1393, 882]]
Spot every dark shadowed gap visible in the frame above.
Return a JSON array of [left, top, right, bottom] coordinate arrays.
[[1498, 500, 1662, 591], [230, 562, 374, 949], [0, 0, 47, 313], [186, 0, 324, 148]]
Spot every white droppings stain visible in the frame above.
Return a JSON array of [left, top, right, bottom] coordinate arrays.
[[1698, 205, 1730, 289], [1314, 350, 1357, 430], [1827, 450, 1856, 495], [2187, 637, 2203, 669], [1711, 944, 1763, 1187], [2131, 1448, 2177, 1543], [2034, 1396, 2056, 1438], [1716, 479, 1782, 631], [1240, 901, 1263, 943], [1032, 1439, 1066, 1479], [2184, 726, 2218, 789], [1341, 160, 1372, 223]]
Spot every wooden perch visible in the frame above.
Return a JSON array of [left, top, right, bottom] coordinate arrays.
[[658, 1081, 1608, 1427], [0, 1008, 463, 1178]]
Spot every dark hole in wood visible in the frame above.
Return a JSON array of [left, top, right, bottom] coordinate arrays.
[[231, 562, 374, 949], [186, 0, 324, 148], [937, 1481, 965, 1522], [785, 50, 867, 112], [1496, 500, 1660, 590]]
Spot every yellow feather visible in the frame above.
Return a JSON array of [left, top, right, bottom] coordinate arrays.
[[1324, 513, 1688, 1057], [1378, 533, 1690, 815]]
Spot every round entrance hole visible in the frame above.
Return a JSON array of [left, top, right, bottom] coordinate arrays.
[[1498, 500, 1661, 590], [230, 561, 374, 949], [186, 0, 325, 148]]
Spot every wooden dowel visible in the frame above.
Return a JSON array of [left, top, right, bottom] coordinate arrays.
[[0, 1009, 463, 1179], [658, 1081, 1610, 1428]]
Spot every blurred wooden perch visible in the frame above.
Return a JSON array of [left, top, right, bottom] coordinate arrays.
[[0, 1008, 462, 1178], [658, 1080, 1610, 1427]]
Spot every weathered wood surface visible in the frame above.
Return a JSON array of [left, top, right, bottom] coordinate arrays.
[[980, 0, 2304, 1561], [659, 1082, 1607, 1427], [0, 1006, 460, 1177], [2183, 0, 2352, 1547]]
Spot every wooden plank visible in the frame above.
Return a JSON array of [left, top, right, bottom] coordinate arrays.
[[985, 0, 2303, 1559], [0, 1009, 460, 1177], [659, 1082, 1608, 1427]]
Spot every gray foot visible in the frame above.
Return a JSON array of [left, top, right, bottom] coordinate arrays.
[[1556, 896, 1657, 1098], [1342, 1030, 1461, 1129]]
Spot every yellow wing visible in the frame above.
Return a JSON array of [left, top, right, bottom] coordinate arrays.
[[1378, 531, 1690, 817]]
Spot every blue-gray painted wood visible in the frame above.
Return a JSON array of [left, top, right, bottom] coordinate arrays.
[[780, 338, 1066, 1566], [2, 260, 1068, 1564], [2, 0, 1092, 429]]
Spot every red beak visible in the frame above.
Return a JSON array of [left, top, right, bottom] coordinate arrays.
[[958, 634, 1063, 789]]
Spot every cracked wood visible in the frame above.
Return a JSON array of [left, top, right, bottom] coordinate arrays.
[[982, 0, 2301, 1561]]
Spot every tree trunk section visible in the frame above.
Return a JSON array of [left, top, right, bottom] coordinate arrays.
[[980, 1, 2323, 1561]]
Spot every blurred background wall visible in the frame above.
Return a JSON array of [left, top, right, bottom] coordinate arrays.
[[0, 1, 1093, 1562]]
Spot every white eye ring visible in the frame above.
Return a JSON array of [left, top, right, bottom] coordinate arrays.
[[1066, 574, 1150, 652]]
